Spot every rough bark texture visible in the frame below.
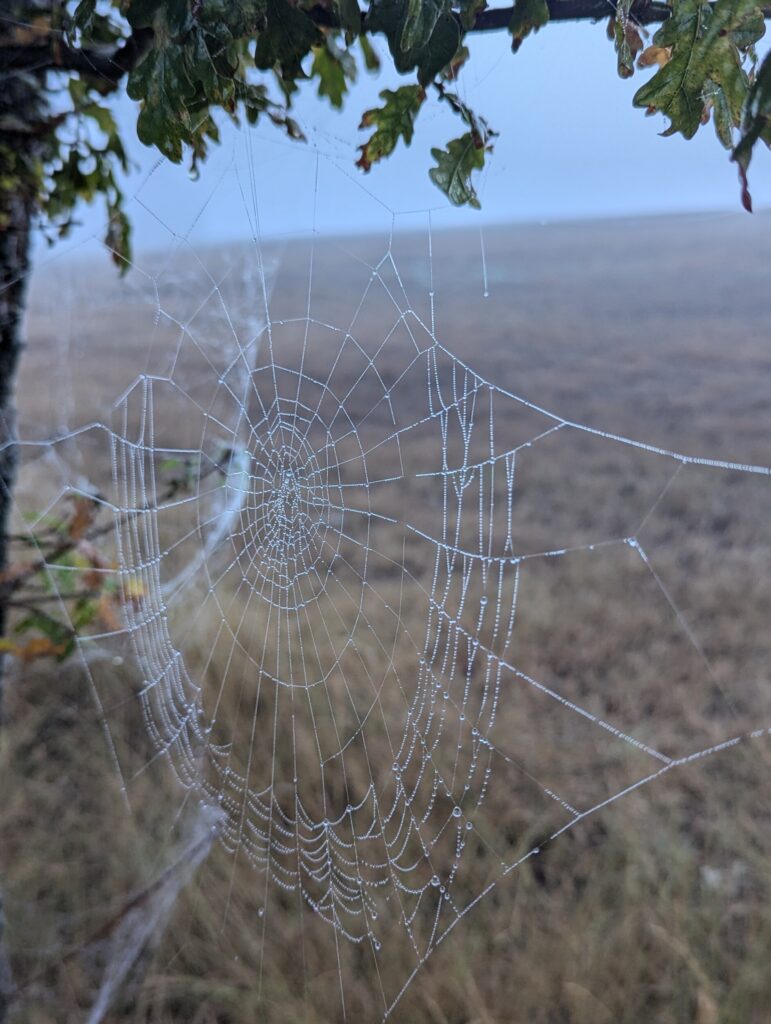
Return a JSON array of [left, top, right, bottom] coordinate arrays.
[[0, 166, 33, 638], [0, 56, 41, 685], [0, 30, 46, 1019], [0, 189, 29, 1024]]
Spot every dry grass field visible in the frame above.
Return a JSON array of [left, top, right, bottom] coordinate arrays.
[[2, 211, 771, 1023]]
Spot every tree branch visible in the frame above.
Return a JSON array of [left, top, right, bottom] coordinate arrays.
[[0, 27, 152, 87], [470, 0, 674, 31], [1, 1, 770, 82]]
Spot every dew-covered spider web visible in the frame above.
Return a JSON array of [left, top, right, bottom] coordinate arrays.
[[10, 133, 771, 1019]]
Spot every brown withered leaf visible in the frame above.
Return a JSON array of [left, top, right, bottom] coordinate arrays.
[[638, 45, 673, 69], [7, 16, 51, 47], [69, 496, 98, 540], [76, 539, 114, 589], [626, 23, 644, 62], [0, 562, 34, 586], [98, 592, 124, 632]]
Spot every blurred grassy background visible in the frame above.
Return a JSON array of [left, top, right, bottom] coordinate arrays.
[[3, 213, 771, 1023]]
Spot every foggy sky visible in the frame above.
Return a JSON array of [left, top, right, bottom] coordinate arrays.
[[41, 19, 771, 257]]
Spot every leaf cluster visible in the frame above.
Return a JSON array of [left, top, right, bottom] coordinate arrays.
[[628, 0, 769, 207], [0, 443, 235, 663], [2, 0, 771, 271], [0, 496, 132, 663]]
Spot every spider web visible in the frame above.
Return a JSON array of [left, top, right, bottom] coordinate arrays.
[[11, 135, 771, 1019]]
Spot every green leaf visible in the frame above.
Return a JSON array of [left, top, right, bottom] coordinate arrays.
[[429, 132, 486, 208], [457, 0, 486, 31], [706, 77, 734, 148], [413, 11, 461, 85], [333, 0, 363, 43], [106, 205, 132, 272], [254, 0, 322, 82], [311, 41, 356, 109], [434, 82, 495, 142], [731, 4, 766, 50], [633, 0, 764, 142], [72, 598, 99, 630], [14, 611, 72, 646], [127, 43, 197, 160], [359, 34, 381, 72], [508, 0, 549, 54], [72, 0, 97, 33], [127, 0, 192, 35], [733, 50, 771, 210], [368, 0, 460, 86], [402, 0, 437, 52], [197, 0, 267, 37], [82, 101, 118, 137], [357, 85, 425, 170]]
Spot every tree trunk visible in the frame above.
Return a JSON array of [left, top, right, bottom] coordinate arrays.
[[0, 195, 30, 1024], [0, 56, 43, 1023], [0, 32, 43, 696], [0, 161, 33, 642]]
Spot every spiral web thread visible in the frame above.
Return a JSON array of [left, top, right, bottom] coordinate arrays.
[[12, 144, 771, 1019]]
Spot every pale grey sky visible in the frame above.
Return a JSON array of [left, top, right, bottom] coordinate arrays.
[[46, 19, 771, 255]]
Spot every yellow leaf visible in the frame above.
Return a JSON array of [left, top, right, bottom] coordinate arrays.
[[122, 577, 146, 604], [15, 637, 68, 663]]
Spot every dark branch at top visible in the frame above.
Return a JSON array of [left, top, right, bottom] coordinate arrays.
[[1, 1, 770, 82], [0, 28, 153, 86], [471, 0, 674, 30], [304, 0, 695, 33]]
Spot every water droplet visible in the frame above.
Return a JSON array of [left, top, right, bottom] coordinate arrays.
[[452, 806, 462, 819], [430, 875, 440, 887]]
